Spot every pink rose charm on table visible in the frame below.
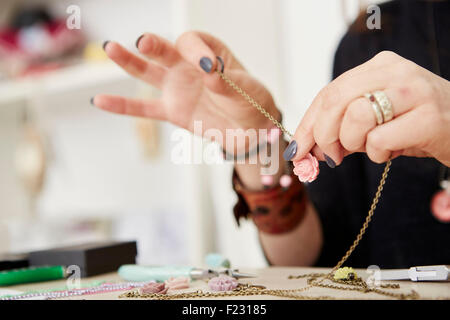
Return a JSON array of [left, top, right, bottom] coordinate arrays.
[[164, 277, 190, 290], [293, 153, 319, 183], [208, 275, 238, 291], [139, 282, 168, 295]]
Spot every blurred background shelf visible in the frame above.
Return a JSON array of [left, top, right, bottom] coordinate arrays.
[[0, 61, 127, 106]]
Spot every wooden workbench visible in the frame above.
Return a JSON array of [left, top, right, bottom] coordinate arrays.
[[4, 267, 450, 300]]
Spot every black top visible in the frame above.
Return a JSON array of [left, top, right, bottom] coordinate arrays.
[[307, 0, 450, 268]]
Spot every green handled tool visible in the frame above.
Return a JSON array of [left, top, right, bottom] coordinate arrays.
[[0, 266, 66, 286]]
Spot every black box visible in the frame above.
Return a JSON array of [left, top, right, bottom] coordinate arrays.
[[0, 253, 29, 271], [28, 241, 137, 277]]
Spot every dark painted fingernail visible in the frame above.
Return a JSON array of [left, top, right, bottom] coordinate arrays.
[[135, 34, 144, 49], [102, 41, 110, 51], [324, 154, 336, 168], [199, 57, 213, 73], [90, 97, 95, 105], [283, 140, 298, 161]]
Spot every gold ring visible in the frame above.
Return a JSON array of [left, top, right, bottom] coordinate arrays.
[[373, 91, 394, 122], [364, 93, 384, 125]]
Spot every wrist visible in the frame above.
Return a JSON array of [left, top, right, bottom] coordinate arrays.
[[221, 105, 282, 157], [232, 168, 307, 234], [234, 138, 287, 190]]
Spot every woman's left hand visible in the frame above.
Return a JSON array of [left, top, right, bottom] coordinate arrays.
[[290, 51, 450, 167]]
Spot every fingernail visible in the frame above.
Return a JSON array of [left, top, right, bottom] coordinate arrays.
[[199, 57, 213, 73], [283, 140, 298, 161], [102, 40, 110, 51], [90, 97, 95, 105], [324, 154, 336, 168], [135, 34, 144, 49]]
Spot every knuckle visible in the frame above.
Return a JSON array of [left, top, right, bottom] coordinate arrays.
[[339, 100, 373, 151], [366, 130, 384, 151], [124, 99, 134, 114], [414, 77, 437, 102], [317, 84, 341, 111], [176, 31, 199, 46], [419, 106, 441, 134], [294, 124, 309, 140], [151, 39, 165, 56], [346, 100, 370, 125], [340, 130, 358, 152], [395, 59, 418, 78], [312, 125, 325, 146], [373, 50, 400, 63], [367, 151, 386, 164], [141, 34, 163, 55], [312, 125, 335, 150], [396, 85, 413, 101], [366, 139, 388, 164], [339, 133, 359, 152]]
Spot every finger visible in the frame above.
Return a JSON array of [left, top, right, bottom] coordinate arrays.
[[175, 31, 236, 94], [400, 149, 431, 158], [310, 144, 326, 161], [93, 94, 166, 120], [365, 108, 429, 163], [136, 33, 181, 67], [367, 148, 430, 162], [310, 144, 357, 164], [287, 101, 320, 162], [390, 150, 404, 159], [339, 97, 377, 152], [104, 41, 166, 88], [176, 31, 218, 73]]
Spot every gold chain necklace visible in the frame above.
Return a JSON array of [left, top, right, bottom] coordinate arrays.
[[120, 69, 418, 300]]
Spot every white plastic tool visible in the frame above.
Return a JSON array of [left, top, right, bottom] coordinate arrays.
[[379, 265, 449, 281]]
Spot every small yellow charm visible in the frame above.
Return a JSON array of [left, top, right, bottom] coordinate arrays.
[[333, 267, 357, 281]]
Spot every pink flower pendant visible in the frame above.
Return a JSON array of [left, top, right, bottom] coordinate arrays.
[[292, 153, 320, 183]]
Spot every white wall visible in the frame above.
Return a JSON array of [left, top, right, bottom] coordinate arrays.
[[279, 0, 352, 130]]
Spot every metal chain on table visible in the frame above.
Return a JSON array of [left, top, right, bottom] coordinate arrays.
[[120, 69, 417, 300], [120, 282, 334, 300], [119, 274, 419, 300], [287, 273, 419, 300]]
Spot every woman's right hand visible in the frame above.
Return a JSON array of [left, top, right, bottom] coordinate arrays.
[[92, 31, 279, 152]]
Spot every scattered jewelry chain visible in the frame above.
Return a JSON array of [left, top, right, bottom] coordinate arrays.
[[2, 281, 153, 300], [120, 68, 417, 300]]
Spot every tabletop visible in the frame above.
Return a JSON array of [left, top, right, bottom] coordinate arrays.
[[3, 267, 450, 300]]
